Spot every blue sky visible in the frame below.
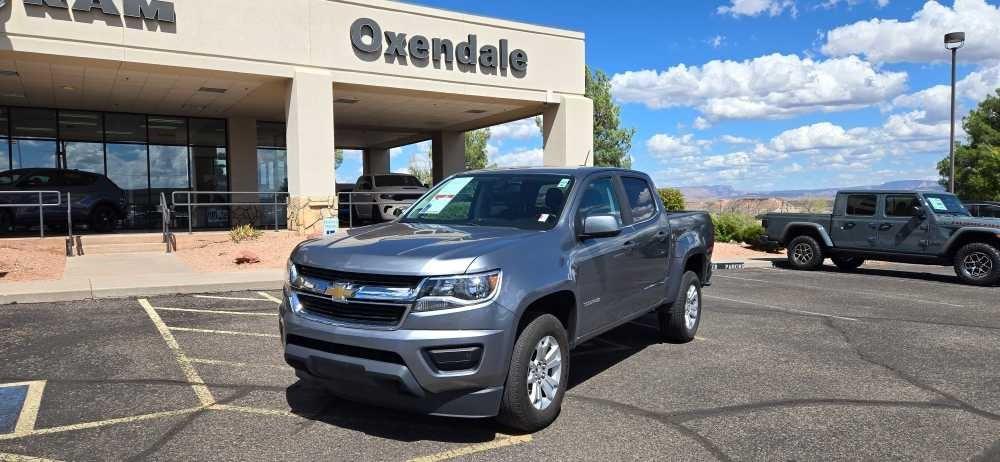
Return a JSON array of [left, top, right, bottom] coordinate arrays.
[[339, 0, 1000, 192]]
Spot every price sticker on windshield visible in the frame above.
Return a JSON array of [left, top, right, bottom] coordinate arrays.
[[421, 177, 473, 215], [927, 197, 948, 211], [557, 178, 570, 188]]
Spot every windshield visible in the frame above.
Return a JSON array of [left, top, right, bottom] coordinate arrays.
[[374, 175, 424, 188], [401, 174, 575, 230], [923, 193, 971, 216], [0, 172, 21, 186]]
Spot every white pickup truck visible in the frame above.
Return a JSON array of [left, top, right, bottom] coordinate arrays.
[[350, 173, 428, 223]]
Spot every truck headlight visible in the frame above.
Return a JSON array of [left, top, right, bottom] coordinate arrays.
[[413, 270, 501, 312], [287, 259, 300, 287]]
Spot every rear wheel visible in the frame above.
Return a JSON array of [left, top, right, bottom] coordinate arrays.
[[657, 271, 702, 343], [787, 235, 824, 270], [832, 256, 865, 271], [954, 242, 1000, 286], [89, 205, 117, 233], [496, 314, 569, 432]]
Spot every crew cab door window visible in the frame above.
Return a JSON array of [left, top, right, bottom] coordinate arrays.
[[620, 177, 658, 223], [575, 177, 623, 227], [845, 194, 877, 216], [833, 194, 879, 249], [879, 194, 928, 253]]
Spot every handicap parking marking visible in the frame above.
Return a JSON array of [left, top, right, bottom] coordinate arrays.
[[153, 306, 278, 316], [0, 381, 46, 437], [0, 452, 64, 461], [188, 358, 288, 370], [138, 298, 216, 407], [407, 434, 534, 462], [167, 326, 280, 338], [257, 291, 282, 304], [192, 294, 274, 303]]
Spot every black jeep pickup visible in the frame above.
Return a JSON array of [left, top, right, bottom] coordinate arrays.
[[761, 190, 1000, 286]]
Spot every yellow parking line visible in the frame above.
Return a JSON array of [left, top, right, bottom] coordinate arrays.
[[209, 404, 298, 418], [0, 407, 205, 441], [189, 358, 288, 370], [0, 380, 46, 437], [138, 299, 216, 406], [193, 295, 271, 302], [257, 291, 282, 304], [167, 326, 280, 338], [0, 452, 64, 461], [407, 434, 534, 462], [154, 306, 278, 316]]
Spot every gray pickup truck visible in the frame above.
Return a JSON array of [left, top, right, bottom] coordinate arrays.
[[281, 167, 714, 431], [762, 190, 1000, 286]]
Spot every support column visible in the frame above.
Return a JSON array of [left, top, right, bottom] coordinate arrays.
[[363, 148, 390, 175], [227, 117, 259, 226], [543, 94, 594, 166], [285, 69, 336, 234], [431, 131, 465, 185]]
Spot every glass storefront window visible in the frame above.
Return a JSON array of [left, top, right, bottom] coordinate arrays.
[[107, 143, 149, 197], [148, 117, 187, 145], [11, 108, 57, 139], [190, 119, 226, 147], [105, 113, 147, 143], [59, 111, 103, 142], [1, 140, 9, 171], [11, 139, 57, 169], [64, 142, 105, 174], [257, 148, 287, 192], [256, 122, 286, 149], [150, 145, 190, 189]]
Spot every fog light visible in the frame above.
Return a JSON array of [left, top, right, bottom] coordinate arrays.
[[426, 346, 482, 372]]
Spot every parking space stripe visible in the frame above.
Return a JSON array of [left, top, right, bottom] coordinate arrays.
[[153, 307, 278, 317], [138, 299, 216, 406], [706, 295, 858, 322], [0, 452, 64, 461], [12, 381, 45, 437], [0, 407, 204, 441], [188, 358, 288, 370], [407, 434, 534, 462], [166, 327, 280, 338], [715, 274, 965, 308], [257, 291, 282, 304], [192, 295, 271, 302], [208, 404, 298, 418]]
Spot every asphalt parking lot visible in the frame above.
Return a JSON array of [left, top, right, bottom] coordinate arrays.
[[1, 262, 998, 461]]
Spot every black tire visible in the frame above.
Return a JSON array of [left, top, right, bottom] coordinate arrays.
[[89, 205, 117, 233], [0, 210, 13, 234], [787, 235, 824, 270], [496, 313, 570, 432], [832, 256, 865, 271], [657, 271, 702, 344], [954, 242, 1000, 286]]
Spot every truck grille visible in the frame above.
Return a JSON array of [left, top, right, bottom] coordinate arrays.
[[297, 293, 408, 327], [297, 265, 424, 288]]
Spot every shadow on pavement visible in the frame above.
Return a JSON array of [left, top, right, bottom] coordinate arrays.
[[772, 261, 966, 285]]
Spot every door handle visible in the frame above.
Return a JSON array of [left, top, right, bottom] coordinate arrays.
[[867, 222, 878, 229], [878, 223, 893, 231], [842, 222, 856, 230], [623, 240, 635, 248]]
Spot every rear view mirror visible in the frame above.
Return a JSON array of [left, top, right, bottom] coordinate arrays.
[[581, 215, 621, 238], [913, 205, 927, 219]]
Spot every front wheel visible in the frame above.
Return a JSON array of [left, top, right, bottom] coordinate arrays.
[[832, 256, 865, 271], [89, 205, 117, 233], [496, 314, 569, 432], [787, 235, 825, 270], [658, 271, 702, 343], [954, 243, 1000, 286]]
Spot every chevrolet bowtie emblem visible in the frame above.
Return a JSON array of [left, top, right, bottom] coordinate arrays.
[[325, 283, 355, 301]]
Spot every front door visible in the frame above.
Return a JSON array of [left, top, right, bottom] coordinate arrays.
[[572, 176, 631, 337], [877, 194, 930, 254], [832, 193, 879, 249]]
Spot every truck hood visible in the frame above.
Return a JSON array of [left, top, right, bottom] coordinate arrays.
[[293, 222, 538, 276], [369, 186, 427, 193], [936, 215, 1000, 229]]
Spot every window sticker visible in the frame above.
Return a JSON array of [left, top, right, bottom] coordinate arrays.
[[420, 177, 473, 215], [557, 178, 570, 188], [927, 197, 948, 211], [538, 213, 550, 223]]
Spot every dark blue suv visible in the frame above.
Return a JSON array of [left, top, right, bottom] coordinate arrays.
[[0, 168, 127, 233]]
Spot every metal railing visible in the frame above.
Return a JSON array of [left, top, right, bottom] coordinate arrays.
[[0, 191, 63, 239], [171, 191, 291, 234], [337, 191, 424, 228]]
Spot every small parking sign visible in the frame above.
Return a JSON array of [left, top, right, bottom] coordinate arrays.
[[323, 217, 338, 237]]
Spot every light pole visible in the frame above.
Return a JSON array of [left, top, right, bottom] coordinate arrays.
[[944, 32, 965, 194]]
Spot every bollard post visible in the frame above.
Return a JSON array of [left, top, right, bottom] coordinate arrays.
[[38, 192, 44, 239], [273, 193, 279, 232], [188, 192, 193, 234]]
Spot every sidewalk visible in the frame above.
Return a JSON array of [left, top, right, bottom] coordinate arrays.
[[0, 252, 284, 304]]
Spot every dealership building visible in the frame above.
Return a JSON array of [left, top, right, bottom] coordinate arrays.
[[0, 0, 592, 232]]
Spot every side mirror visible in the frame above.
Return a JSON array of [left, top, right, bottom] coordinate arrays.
[[580, 215, 621, 238], [913, 205, 927, 219]]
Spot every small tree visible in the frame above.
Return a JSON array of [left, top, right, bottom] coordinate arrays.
[[587, 66, 636, 168], [465, 128, 491, 170], [407, 152, 432, 185], [335, 149, 344, 169], [658, 188, 686, 211], [938, 89, 1000, 201]]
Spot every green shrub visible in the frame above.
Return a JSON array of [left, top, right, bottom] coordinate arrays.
[[711, 212, 763, 245], [229, 224, 263, 243], [658, 188, 686, 211]]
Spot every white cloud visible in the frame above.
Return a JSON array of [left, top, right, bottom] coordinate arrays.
[[891, 62, 1000, 121], [765, 114, 951, 156], [717, 0, 796, 17], [820, 0, 889, 8], [822, 0, 1000, 63], [646, 134, 708, 158], [611, 54, 906, 122], [489, 118, 540, 141], [490, 148, 543, 168], [692, 117, 712, 130], [720, 135, 756, 144], [708, 35, 726, 49], [770, 122, 869, 152]]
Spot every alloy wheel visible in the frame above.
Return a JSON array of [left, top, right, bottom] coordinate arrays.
[[792, 243, 814, 265], [963, 251, 994, 280], [526, 335, 562, 411], [684, 284, 700, 330]]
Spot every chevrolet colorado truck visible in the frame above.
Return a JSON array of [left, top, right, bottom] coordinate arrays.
[[281, 167, 714, 431], [762, 190, 1000, 286]]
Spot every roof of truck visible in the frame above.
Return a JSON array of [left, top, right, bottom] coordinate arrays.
[[836, 189, 952, 195], [461, 166, 639, 178]]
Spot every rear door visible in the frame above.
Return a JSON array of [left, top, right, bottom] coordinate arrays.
[[618, 175, 670, 315], [572, 175, 632, 336], [877, 194, 930, 254], [831, 193, 879, 249]]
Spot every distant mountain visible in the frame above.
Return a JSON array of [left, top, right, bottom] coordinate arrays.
[[678, 180, 945, 201]]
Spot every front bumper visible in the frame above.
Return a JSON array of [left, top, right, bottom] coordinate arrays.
[[377, 202, 412, 221], [280, 287, 511, 418]]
